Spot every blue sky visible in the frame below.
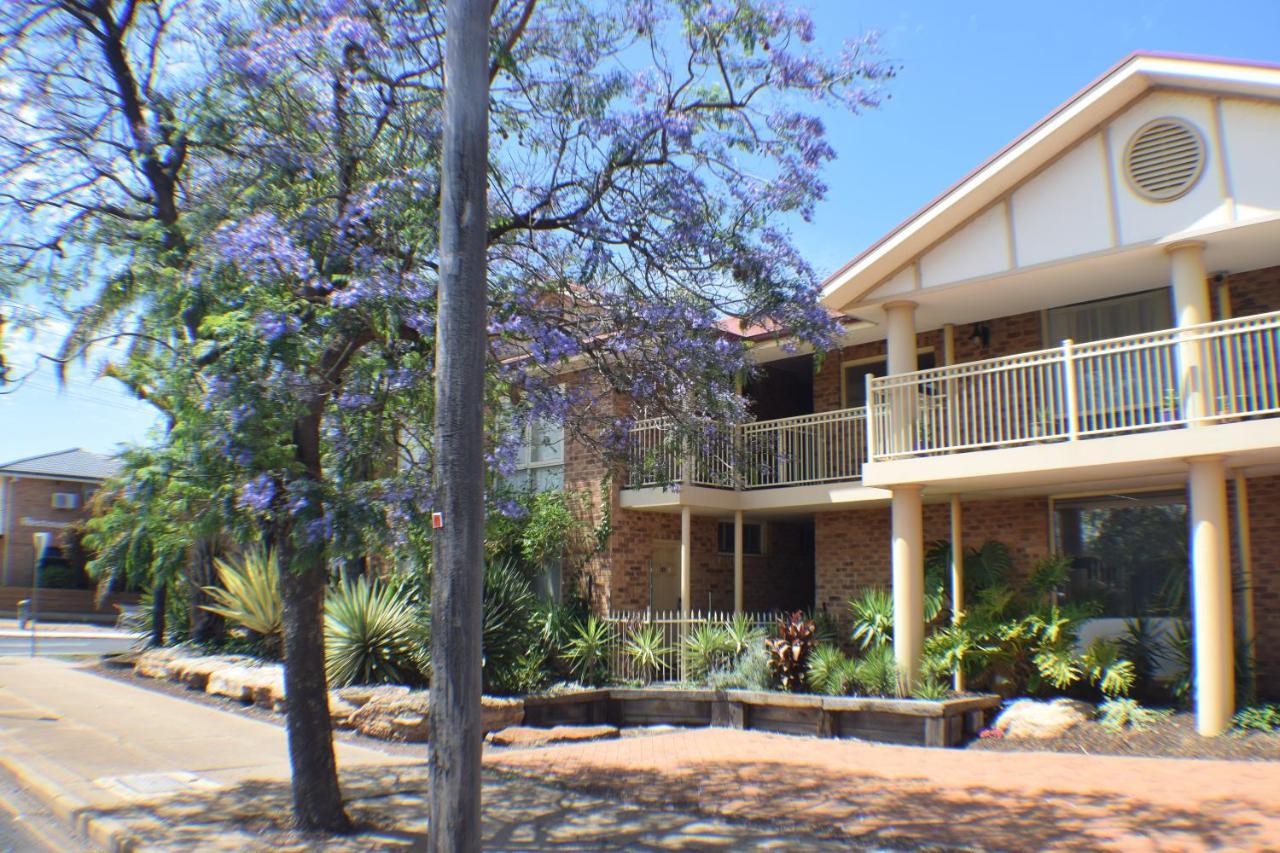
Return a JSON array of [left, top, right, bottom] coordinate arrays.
[[3, 0, 1279, 463]]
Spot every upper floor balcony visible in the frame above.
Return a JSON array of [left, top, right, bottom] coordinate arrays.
[[622, 308, 1280, 500]]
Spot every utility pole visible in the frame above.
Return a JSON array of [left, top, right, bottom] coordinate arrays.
[[429, 0, 490, 849]]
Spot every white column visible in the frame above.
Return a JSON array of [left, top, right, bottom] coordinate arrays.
[[883, 301, 918, 458], [1188, 456, 1234, 735], [1167, 241, 1211, 424], [680, 506, 692, 615], [733, 510, 744, 614], [892, 485, 924, 694], [949, 493, 964, 692]]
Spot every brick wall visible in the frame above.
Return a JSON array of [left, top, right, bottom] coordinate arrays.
[[1223, 264, 1280, 318], [1, 476, 98, 587], [815, 496, 1051, 628], [1239, 474, 1280, 699]]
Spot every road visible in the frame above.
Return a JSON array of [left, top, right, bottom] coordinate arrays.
[[0, 635, 134, 658], [0, 764, 89, 852]]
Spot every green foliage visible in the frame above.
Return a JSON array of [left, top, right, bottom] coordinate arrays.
[[519, 491, 581, 568], [764, 611, 816, 692], [202, 547, 283, 657], [1025, 554, 1071, 601], [848, 644, 898, 696], [706, 643, 771, 691], [1232, 704, 1280, 733], [481, 558, 541, 694], [722, 612, 765, 658], [563, 616, 614, 686], [806, 643, 854, 696], [1168, 619, 1194, 705], [1099, 698, 1172, 733], [683, 622, 734, 683], [848, 587, 894, 651], [324, 578, 428, 688], [624, 624, 672, 685], [36, 559, 88, 589]]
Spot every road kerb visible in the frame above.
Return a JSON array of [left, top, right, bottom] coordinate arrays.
[[0, 751, 145, 853]]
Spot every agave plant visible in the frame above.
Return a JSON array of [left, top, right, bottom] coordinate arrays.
[[202, 546, 282, 657], [722, 612, 765, 658], [563, 615, 614, 686], [625, 624, 672, 685], [683, 622, 733, 683], [482, 558, 541, 694], [324, 578, 427, 688], [764, 611, 816, 692], [848, 587, 893, 651]]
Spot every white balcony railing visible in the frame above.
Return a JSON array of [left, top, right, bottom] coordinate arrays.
[[867, 310, 1280, 462], [626, 407, 867, 490]]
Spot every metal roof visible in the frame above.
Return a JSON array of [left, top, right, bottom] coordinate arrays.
[[0, 448, 121, 481]]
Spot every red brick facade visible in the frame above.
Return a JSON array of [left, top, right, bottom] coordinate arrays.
[[1, 476, 98, 587]]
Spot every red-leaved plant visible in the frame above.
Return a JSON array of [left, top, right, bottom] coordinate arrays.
[[765, 611, 817, 692]]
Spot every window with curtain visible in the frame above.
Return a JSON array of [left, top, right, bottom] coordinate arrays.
[[509, 417, 564, 492], [1046, 287, 1173, 345], [842, 352, 937, 408]]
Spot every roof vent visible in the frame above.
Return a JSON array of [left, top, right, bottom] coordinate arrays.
[[1123, 118, 1206, 202]]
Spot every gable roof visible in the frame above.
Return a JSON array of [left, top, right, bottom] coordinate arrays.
[[0, 448, 121, 482], [820, 52, 1280, 312]]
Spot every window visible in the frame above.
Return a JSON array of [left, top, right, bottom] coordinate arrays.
[[717, 521, 763, 556], [1053, 490, 1188, 618], [1046, 288, 1172, 345], [842, 351, 936, 408], [509, 417, 564, 492], [52, 492, 79, 510]]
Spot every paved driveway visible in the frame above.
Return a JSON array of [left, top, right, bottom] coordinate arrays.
[[487, 728, 1280, 851]]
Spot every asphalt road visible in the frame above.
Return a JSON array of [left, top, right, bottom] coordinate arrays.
[[0, 636, 134, 657]]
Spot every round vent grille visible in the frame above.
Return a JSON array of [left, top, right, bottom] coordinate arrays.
[[1124, 118, 1206, 202]]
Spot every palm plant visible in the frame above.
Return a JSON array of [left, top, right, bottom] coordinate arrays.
[[683, 622, 733, 683], [563, 616, 614, 686], [324, 578, 428, 688], [202, 546, 283, 657], [722, 612, 765, 658], [849, 644, 898, 696], [848, 587, 894, 650], [806, 643, 855, 695], [625, 624, 672, 685]]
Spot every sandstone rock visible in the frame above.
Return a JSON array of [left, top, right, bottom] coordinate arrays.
[[134, 648, 181, 680], [206, 664, 262, 702], [486, 725, 619, 749], [329, 692, 361, 729], [177, 656, 241, 692], [336, 685, 411, 709], [994, 698, 1093, 739], [349, 691, 524, 742]]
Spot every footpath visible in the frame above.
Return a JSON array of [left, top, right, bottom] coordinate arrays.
[[0, 657, 842, 851]]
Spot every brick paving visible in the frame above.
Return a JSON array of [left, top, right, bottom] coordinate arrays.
[[487, 727, 1280, 851]]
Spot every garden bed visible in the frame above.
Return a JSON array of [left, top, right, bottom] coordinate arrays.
[[969, 710, 1280, 761], [524, 686, 1002, 748]]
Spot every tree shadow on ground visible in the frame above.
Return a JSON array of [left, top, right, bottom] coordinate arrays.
[[80, 764, 852, 851], [490, 756, 1273, 852]]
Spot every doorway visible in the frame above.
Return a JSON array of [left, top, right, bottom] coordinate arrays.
[[650, 539, 680, 611]]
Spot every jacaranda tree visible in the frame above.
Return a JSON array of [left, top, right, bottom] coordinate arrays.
[[0, 0, 894, 836]]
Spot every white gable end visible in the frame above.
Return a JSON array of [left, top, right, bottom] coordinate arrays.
[[1012, 133, 1113, 267], [1222, 97, 1280, 221]]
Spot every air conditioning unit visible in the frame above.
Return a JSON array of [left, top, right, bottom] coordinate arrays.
[[52, 492, 79, 510]]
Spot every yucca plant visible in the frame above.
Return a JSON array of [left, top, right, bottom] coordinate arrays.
[[848, 587, 894, 651], [563, 615, 614, 686], [481, 558, 540, 693], [765, 611, 816, 692], [324, 578, 428, 688], [722, 612, 765, 658], [625, 624, 672, 685], [202, 546, 283, 657], [849, 644, 898, 697], [683, 622, 733, 683]]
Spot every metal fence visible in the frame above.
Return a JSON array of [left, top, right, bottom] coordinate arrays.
[[602, 609, 778, 684]]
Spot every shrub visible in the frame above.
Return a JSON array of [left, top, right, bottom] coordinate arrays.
[[849, 644, 898, 696], [765, 611, 816, 692], [706, 642, 771, 691], [683, 622, 733, 683], [324, 578, 428, 688], [806, 643, 855, 696], [625, 624, 672, 685], [722, 612, 765, 658], [1098, 697, 1172, 733], [563, 615, 613, 686], [1233, 704, 1280, 733], [202, 546, 283, 657]]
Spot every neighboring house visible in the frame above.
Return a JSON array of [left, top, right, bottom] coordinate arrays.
[[552, 53, 1280, 736], [0, 448, 121, 588]]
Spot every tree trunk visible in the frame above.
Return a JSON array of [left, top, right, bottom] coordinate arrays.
[[278, 412, 351, 833], [149, 578, 166, 648], [188, 539, 224, 645], [341, 555, 367, 585], [430, 0, 490, 849]]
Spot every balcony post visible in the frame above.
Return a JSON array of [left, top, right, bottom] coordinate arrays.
[[864, 372, 877, 462], [1167, 241, 1211, 425], [680, 506, 692, 616], [891, 484, 924, 694], [733, 510, 744, 614], [1062, 339, 1080, 441], [949, 493, 964, 693], [1188, 456, 1233, 735], [884, 301, 918, 456]]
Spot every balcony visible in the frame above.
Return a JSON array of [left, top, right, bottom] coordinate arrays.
[[626, 407, 868, 491], [865, 309, 1280, 463]]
